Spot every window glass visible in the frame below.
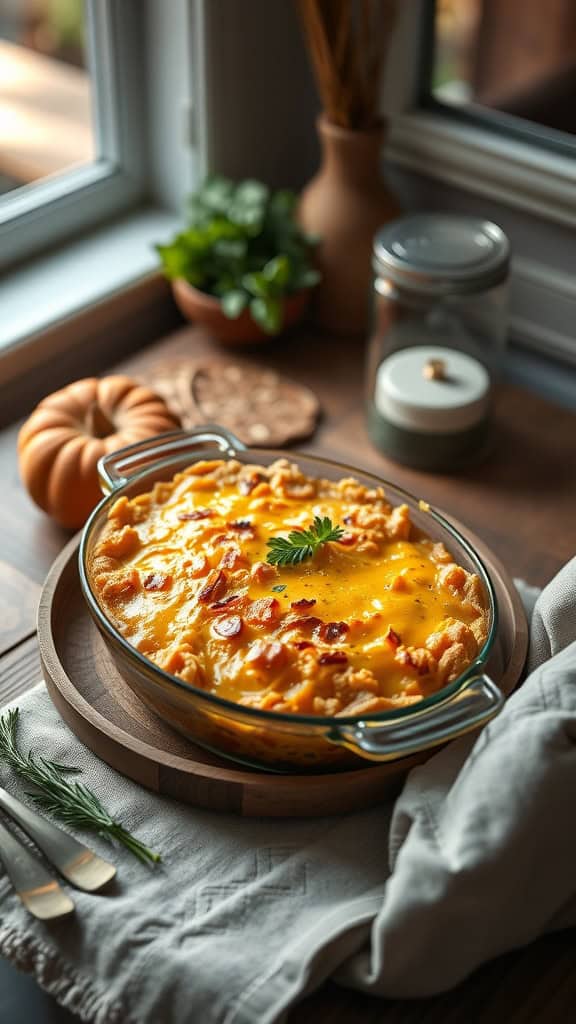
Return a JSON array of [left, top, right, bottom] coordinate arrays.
[[0, 0, 95, 197], [430, 0, 576, 139]]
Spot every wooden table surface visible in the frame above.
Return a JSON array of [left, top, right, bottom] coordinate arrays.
[[1, 324, 575, 1022]]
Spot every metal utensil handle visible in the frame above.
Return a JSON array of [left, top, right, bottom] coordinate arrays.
[[0, 787, 116, 892], [329, 675, 504, 762], [0, 817, 74, 919], [98, 425, 246, 494]]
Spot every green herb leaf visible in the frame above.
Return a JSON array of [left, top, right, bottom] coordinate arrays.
[[154, 241, 196, 282], [221, 290, 248, 320], [242, 271, 269, 298], [233, 179, 269, 207], [262, 255, 291, 288], [293, 267, 321, 289], [0, 709, 161, 865], [212, 238, 247, 263], [250, 296, 282, 335], [266, 517, 345, 567], [271, 584, 287, 592], [196, 175, 234, 215]]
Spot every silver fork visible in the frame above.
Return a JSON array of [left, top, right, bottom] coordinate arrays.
[[0, 785, 116, 893]]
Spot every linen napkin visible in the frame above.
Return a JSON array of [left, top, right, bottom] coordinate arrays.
[[0, 561, 574, 1024]]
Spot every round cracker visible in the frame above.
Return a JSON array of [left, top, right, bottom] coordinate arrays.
[[140, 361, 203, 430], [191, 362, 320, 446], [138, 359, 320, 446]]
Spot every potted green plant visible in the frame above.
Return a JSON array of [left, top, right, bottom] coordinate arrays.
[[156, 176, 320, 343]]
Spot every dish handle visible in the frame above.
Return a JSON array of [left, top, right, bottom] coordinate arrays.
[[327, 674, 504, 762], [98, 426, 246, 494]]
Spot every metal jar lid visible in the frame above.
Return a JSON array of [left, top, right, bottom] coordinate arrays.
[[373, 214, 510, 295]]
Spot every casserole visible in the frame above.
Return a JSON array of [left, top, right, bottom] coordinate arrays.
[[79, 426, 501, 772]]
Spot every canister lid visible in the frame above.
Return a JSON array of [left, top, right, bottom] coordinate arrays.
[[373, 214, 510, 295], [374, 345, 491, 435]]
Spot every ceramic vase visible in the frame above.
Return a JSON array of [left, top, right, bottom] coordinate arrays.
[[298, 114, 400, 334]]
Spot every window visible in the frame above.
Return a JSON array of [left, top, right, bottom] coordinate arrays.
[[385, 0, 576, 228], [424, 0, 576, 152], [0, 0, 200, 383], [0, 0, 146, 271], [385, 0, 576, 368], [0, 1, 95, 196]]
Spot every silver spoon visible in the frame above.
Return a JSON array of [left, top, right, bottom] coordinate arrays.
[[0, 816, 74, 920], [0, 785, 116, 892]]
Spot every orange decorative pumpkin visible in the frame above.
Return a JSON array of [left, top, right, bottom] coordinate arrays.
[[18, 376, 181, 529]]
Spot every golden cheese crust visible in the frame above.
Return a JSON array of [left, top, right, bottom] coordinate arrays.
[[89, 459, 490, 718]]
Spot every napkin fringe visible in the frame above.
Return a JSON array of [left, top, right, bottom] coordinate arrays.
[[0, 925, 130, 1024]]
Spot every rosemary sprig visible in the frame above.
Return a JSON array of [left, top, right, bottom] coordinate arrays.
[[266, 516, 344, 567], [0, 708, 160, 865]]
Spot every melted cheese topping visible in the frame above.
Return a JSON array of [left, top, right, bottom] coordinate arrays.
[[90, 458, 490, 718]]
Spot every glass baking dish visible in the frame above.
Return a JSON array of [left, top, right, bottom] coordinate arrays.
[[79, 426, 501, 773]]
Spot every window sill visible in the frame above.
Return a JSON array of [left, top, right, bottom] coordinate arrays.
[[385, 110, 576, 229], [0, 205, 181, 382], [2, 197, 574, 421], [506, 343, 576, 410]]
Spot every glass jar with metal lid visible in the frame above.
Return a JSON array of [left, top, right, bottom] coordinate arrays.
[[366, 213, 510, 471]]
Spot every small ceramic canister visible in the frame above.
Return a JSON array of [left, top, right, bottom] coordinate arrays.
[[366, 213, 510, 471]]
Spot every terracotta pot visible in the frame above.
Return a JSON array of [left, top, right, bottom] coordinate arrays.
[[171, 279, 310, 344], [298, 115, 401, 335]]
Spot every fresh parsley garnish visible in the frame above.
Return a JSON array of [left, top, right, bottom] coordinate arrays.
[[0, 708, 160, 865], [266, 516, 344, 567], [271, 584, 287, 592]]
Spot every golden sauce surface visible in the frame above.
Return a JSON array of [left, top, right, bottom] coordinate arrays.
[[90, 459, 489, 717]]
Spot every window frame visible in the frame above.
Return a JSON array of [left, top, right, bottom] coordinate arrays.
[[0, 0, 319, 367], [0, 0, 324, 408], [384, 0, 576, 367], [416, 0, 576, 159], [0, 0, 201, 378], [0, 0, 147, 271], [385, 0, 576, 228]]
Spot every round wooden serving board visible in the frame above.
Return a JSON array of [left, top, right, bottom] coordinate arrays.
[[38, 532, 528, 818]]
